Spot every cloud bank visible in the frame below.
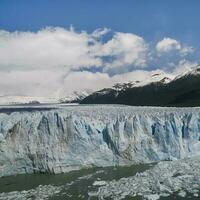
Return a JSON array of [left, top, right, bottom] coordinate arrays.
[[0, 27, 197, 98]]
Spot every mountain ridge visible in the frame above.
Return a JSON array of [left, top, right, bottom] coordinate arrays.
[[81, 66, 200, 107]]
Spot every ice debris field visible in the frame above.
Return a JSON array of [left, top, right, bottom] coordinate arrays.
[[95, 156, 200, 200]]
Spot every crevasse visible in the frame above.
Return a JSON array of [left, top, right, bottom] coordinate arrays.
[[0, 105, 200, 177]]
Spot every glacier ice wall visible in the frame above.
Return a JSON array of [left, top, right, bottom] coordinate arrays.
[[0, 105, 200, 177]]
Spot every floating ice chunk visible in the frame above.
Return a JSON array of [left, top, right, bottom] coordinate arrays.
[[144, 194, 160, 200], [93, 180, 107, 186], [178, 190, 187, 198]]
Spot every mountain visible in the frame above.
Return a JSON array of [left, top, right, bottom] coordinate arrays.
[[0, 90, 92, 105], [81, 66, 200, 107], [58, 90, 92, 103], [0, 95, 56, 105]]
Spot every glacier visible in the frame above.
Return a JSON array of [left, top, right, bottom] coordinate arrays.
[[0, 105, 200, 177]]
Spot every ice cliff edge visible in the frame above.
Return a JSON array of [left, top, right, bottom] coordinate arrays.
[[0, 105, 200, 177]]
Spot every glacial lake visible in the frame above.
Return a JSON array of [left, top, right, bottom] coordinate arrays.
[[0, 164, 199, 200]]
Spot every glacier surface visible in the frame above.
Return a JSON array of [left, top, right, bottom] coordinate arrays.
[[0, 105, 200, 177]]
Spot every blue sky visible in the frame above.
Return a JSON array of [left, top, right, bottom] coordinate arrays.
[[0, 1, 199, 97], [0, 0, 200, 44]]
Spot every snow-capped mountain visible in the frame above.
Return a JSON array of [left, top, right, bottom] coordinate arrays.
[[81, 66, 200, 106], [0, 90, 92, 105], [58, 90, 93, 103], [174, 64, 200, 80], [112, 71, 173, 91], [0, 95, 57, 105], [93, 72, 174, 98]]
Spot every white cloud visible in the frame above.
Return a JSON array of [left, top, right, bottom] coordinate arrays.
[[171, 59, 198, 75], [0, 27, 197, 98], [0, 27, 102, 71], [180, 46, 194, 56], [0, 28, 148, 72], [0, 70, 64, 98], [156, 37, 181, 53], [156, 37, 193, 56], [91, 28, 110, 38], [0, 27, 151, 98], [100, 32, 148, 69]]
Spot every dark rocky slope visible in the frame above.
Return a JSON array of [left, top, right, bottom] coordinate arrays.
[[81, 68, 200, 107]]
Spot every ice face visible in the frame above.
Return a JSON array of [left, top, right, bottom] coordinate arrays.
[[0, 105, 200, 177]]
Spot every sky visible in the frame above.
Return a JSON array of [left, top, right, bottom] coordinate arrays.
[[0, 0, 200, 98]]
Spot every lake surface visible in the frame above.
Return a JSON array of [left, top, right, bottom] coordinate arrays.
[[0, 164, 149, 200], [0, 164, 198, 200]]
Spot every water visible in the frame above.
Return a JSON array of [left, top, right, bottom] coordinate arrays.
[[0, 164, 150, 200], [0, 164, 199, 200]]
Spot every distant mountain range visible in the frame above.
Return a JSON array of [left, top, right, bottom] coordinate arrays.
[[58, 90, 92, 103], [0, 96, 56, 105], [0, 90, 92, 105], [80, 66, 200, 107], [2, 66, 200, 107]]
